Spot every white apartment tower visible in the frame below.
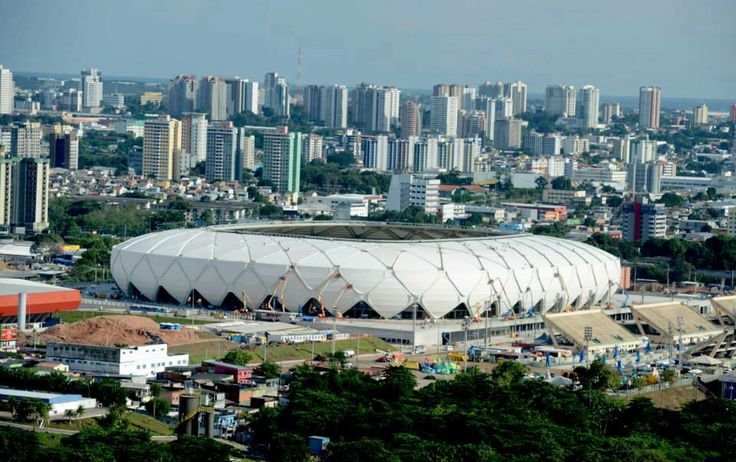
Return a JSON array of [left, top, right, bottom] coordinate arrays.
[[692, 104, 708, 126], [263, 72, 289, 118], [197, 76, 228, 121], [577, 85, 600, 129], [80, 68, 103, 111], [545, 84, 576, 117], [180, 113, 208, 164], [506, 81, 527, 116], [639, 86, 661, 129], [205, 122, 238, 182], [168, 75, 199, 117], [142, 116, 183, 180], [430, 95, 459, 137], [0, 65, 13, 114], [321, 85, 348, 129]]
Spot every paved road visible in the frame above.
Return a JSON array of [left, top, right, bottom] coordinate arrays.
[[0, 419, 77, 435], [0, 418, 177, 441]]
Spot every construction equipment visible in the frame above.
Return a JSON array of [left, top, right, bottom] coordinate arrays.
[[268, 265, 295, 311]]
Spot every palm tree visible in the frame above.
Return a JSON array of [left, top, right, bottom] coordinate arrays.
[[76, 405, 85, 418], [65, 409, 76, 420]]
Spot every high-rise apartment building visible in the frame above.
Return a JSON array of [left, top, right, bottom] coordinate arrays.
[[494, 118, 523, 149], [602, 102, 621, 124], [142, 116, 182, 180], [692, 104, 708, 126], [459, 111, 485, 139], [168, 75, 199, 117], [301, 134, 324, 163], [197, 76, 227, 121], [478, 81, 505, 99], [386, 174, 440, 214], [240, 133, 256, 170], [263, 131, 302, 194], [484, 98, 496, 141], [49, 131, 79, 170], [304, 84, 348, 128], [400, 101, 422, 138], [225, 78, 247, 118], [223, 78, 259, 117], [506, 81, 527, 116], [0, 150, 49, 233], [80, 68, 103, 111], [631, 139, 657, 164], [0, 65, 13, 115], [8, 122, 43, 158], [622, 196, 666, 241], [205, 122, 238, 182], [180, 113, 208, 165], [730, 103, 736, 123], [545, 84, 576, 117], [639, 86, 661, 129], [577, 85, 600, 129], [387, 138, 414, 172], [60, 89, 83, 112], [430, 95, 459, 137], [263, 72, 289, 118], [303, 85, 322, 123], [350, 84, 399, 132], [361, 135, 389, 171], [611, 136, 630, 163], [495, 97, 513, 120]]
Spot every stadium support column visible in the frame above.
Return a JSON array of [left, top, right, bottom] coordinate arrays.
[[18, 293, 27, 332]]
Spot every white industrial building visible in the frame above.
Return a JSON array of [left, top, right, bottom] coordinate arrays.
[[0, 389, 98, 417], [46, 342, 188, 376]]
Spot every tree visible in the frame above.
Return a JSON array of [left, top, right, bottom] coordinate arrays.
[[607, 195, 623, 208], [573, 358, 619, 390], [551, 176, 572, 190], [531, 221, 569, 238], [255, 361, 282, 379], [144, 397, 171, 418], [490, 359, 526, 385], [169, 435, 233, 462], [656, 192, 683, 207], [222, 350, 253, 366], [149, 383, 162, 398], [534, 176, 548, 190]]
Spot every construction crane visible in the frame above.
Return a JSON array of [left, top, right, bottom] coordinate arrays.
[[268, 265, 295, 311], [315, 272, 341, 318]]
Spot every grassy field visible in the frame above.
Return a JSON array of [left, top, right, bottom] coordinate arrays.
[[46, 411, 172, 436], [124, 412, 173, 435], [37, 432, 64, 447], [169, 335, 396, 365], [54, 310, 213, 325], [620, 385, 706, 410]]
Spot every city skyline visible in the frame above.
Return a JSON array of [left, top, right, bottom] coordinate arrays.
[[1, 0, 734, 99]]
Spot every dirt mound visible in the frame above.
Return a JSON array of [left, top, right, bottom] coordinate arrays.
[[38, 315, 199, 347]]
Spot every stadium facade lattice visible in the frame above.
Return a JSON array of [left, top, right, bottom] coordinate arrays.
[[110, 222, 620, 319]]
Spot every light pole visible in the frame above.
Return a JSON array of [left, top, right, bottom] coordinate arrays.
[[584, 326, 593, 369], [676, 315, 684, 371], [331, 305, 339, 356], [463, 316, 469, 371]]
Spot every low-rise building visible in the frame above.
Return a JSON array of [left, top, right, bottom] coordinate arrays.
[[46, 342, 188, 376]]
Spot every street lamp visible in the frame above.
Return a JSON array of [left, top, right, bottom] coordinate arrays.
[[462, 316, 470, 371], [584, 326, 593, 369]]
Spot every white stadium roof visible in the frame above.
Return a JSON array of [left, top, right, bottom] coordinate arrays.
[[110, 222, 621, 320]]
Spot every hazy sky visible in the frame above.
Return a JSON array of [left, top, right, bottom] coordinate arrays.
[[1, 0, 734, 98]]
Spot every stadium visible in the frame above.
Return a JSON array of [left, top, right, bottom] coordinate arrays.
[[110, 222, 621, 321]]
